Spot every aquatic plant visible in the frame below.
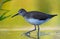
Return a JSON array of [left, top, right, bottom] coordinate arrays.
[[0, 0, 11, 21]]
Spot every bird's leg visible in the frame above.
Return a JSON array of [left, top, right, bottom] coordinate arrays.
[[25, 25, 36, 36], [37, 25, 40, 39]]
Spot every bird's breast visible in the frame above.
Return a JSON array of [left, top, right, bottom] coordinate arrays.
[[25, 18, 48, 25]]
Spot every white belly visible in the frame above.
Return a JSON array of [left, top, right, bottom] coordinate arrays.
[[25, 18, 49, 25]]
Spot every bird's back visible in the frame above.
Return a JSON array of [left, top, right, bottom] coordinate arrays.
[[25, 11, 54, 20]]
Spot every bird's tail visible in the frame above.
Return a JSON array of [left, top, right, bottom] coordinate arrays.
[[51, 14, 57, 17]]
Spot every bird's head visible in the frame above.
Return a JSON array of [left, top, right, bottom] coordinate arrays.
[[12, 8, 27, 18], [18, 8, 27, 16]]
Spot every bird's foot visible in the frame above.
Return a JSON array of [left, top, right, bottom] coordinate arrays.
[[25, 32, 30, 37]]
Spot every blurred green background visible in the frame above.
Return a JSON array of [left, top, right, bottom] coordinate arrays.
[[0, 0, 60, 39]]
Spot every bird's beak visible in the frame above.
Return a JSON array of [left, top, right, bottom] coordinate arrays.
[[12, 13, 19, 18]]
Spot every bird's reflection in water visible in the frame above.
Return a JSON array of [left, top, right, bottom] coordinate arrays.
[[22, 32, 50, 39], [21, 30, 60, 39], [21, 32, 36, 39]]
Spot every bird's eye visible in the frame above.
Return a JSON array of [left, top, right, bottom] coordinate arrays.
[[18, 10, 23, 13], [19, 11, 23, 13]]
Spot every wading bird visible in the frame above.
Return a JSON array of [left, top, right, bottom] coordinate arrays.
[[12, 8, 57, 39]]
